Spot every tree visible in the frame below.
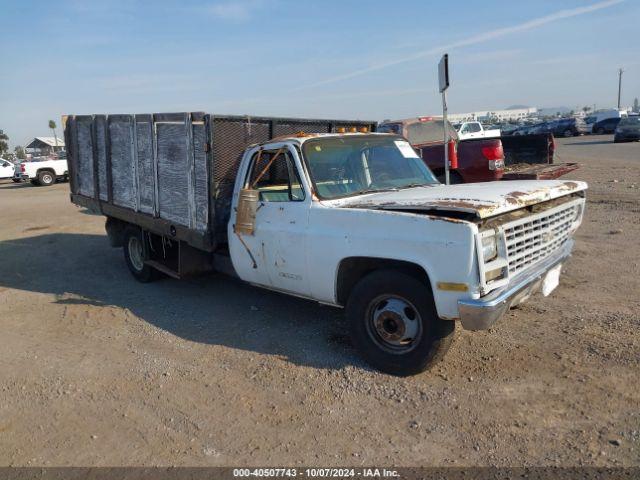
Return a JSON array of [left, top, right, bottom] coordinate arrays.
[[48, 120, 59, 147], [0, 129, 8, 157], [634, 98, 639, 113], [582, 106, 591, 114], [15, 145, 26, 160]]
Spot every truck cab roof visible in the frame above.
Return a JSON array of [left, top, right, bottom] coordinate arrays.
[[258, 132, 393, 147]]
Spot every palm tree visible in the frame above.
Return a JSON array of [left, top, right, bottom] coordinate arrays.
[[48, 120, 58, 147]]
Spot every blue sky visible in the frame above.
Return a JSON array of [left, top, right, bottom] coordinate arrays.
[[1, 0, 638, 147]]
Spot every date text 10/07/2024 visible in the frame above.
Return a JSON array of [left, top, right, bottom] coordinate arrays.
[[232, 469, 400, 478]]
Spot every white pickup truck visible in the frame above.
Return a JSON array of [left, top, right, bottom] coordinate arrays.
[[454, 121, 501, 141], [14, 157, 68, 186], [66, 113, 586, 376]]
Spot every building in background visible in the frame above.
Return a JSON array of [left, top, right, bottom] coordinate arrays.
[[24, 137, 65, 157], [447, 107, 538, 123]]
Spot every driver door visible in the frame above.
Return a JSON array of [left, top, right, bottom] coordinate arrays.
[[232, 146, 311, 297]]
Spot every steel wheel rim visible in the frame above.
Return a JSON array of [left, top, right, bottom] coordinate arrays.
[[42, 174, 53, 183], [365, 295, 423, 354], [128, 235, 144, 271]]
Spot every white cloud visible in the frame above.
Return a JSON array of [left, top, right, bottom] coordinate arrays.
[[208, 0, 265, 21], [296, 0, 625, 90]]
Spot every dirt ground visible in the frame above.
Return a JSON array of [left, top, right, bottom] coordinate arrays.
[[0, 135, 638, 467]]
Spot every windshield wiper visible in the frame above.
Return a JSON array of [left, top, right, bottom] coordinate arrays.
[[397, 182, 431, 190], [351, 187, 399, 196]]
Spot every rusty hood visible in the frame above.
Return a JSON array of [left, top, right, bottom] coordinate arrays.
[[327, 180, 587, 219]]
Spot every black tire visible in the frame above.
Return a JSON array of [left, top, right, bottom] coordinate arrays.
[[563, 129, 573, 138], [595, 127, 605, 135], [37, 170, 55, 186], [30, 179, 40, 186], [346, 269, 455, 376], [437, 171, 464, 184], [12, 178, 22, 183], [123, 227, 156, 283]]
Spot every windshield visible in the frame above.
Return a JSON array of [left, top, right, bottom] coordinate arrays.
[[302, 135, 438, 200]]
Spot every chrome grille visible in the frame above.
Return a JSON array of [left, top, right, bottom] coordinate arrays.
[[503, 200, 580, 275]]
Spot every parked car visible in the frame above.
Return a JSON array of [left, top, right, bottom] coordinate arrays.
[[0, 158, 15, 179], [499, 124, 519, 135], [585, 110, 624, 132], [453, 121, 500, 140], [549, 118, 590, 137], [512, 124, 542, 136], [613, 116, 640, 142], [379, 117, 568, 183], [592, 117, 622, 134], [378, 117, 505, 183], [65, 111, 587, 376], [13, 156, 68, 186]]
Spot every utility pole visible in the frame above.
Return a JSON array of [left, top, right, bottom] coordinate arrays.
[[617, 68, 624, 110]]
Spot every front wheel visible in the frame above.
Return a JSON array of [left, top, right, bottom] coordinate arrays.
[[346, 270, 455, 376], [37, 171, 55, 186], [123, 227, 157, 282], [595, 128, 605, 134], [563, 129, 574, 138]]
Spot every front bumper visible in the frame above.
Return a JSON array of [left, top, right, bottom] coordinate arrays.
[[458, 239, 574, 331]]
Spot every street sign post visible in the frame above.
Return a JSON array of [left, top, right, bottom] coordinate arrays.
[[438, 54, 451, 185]]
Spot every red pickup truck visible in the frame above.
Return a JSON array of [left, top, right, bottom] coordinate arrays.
[[378, 117, 505, 183], [378, 117, 571, 183]]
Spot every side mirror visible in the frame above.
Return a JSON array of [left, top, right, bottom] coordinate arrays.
[[235, 188, 259, 235]]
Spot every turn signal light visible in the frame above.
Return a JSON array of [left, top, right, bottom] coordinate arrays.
[[336, 127, 346, 133]]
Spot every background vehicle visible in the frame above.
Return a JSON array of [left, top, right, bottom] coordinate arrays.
[[380, 117, 571, 183], [453, 121, 500, 140], [65, 112, 587, 376], [585, 109, 624, 131], [512, 123, 543, 136], [592, 117, 621, 134], [379, 117, 504, 183], [498, 123, 519, 135], [549, 118, 590, 137], [614, 116, 640, 142], [13, 156, 69, 186], [0, 158, 14, 179]]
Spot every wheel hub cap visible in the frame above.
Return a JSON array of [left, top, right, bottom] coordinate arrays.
[[370, 297, 421, 351], [128, 236, 144, 271]]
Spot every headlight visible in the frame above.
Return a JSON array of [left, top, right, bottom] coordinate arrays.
[[481, 233, 498, 262]]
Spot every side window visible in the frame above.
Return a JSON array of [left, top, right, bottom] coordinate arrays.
[[247, 149, 305, 202], [468, 123, 482, 133], [460, 124, 470, 133]]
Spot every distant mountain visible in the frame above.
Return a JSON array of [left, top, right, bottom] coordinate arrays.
[[505, 105, 531, 110], [538, 106, 572, 116]]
